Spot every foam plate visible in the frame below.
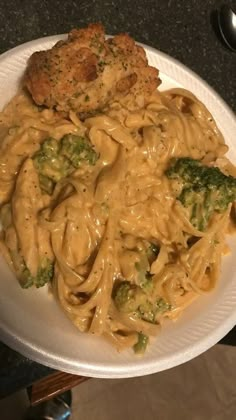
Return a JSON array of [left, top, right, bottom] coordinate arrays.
[[0, 36, 235, 378]]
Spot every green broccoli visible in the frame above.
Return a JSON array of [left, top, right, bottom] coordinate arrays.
[[138, 300, 158, 323], [133, 333, 149, 354], [19, 258, 54, 289], [33, 134, 99, 194], [61, 134, 98, 167], [134, 261, 153, 292], [33, 137, 72, 193], [134, 246, 159, 291], [138, 297, 171, 322], [114, 281, 147, 313], [113, 281, 171, 323], [166, 157, 236, 231]]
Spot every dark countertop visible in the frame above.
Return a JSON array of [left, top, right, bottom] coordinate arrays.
[[0, 0, 235, 399]]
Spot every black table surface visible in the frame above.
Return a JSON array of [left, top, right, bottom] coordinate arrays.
[[0, 0, 235, 399]]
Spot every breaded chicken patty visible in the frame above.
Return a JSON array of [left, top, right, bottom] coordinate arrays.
[[24, 23, 160, 114]]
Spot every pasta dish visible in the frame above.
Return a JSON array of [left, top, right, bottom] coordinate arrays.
[[0, 24, 235, 354]]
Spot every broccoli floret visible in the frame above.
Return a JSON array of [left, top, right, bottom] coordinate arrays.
[[133, 244, 159, 289], [33, 134, 98, 194], [61, 134, 98, 167], [133, 333, 149, 354], [33, 137, 72, 193], [20, 258, 54, 289], [134, 248, 158, 291], [113, 281, 170, 323], [138, 300, 157, 323], [135, 261, 153, 291], [166, 157, 236, 231], [114, 281, 147, 313], [138, 297, 171, 322]]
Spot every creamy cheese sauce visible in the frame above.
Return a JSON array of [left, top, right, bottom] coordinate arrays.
[[0, 87, 235, 352]]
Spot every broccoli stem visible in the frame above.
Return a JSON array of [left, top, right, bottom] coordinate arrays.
[[133, 333, 149, 354]]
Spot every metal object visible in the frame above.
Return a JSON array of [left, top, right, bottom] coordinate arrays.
[[218, 5, 236, 51], [26, 391, 72, 420]]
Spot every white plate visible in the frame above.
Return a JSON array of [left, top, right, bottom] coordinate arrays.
[[0, 36, 235, 378]]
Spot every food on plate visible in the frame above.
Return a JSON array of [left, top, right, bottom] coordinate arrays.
[[0, 24, 235, 354], [166, 157, 236, 231], [33, 134, 99, 194], [24, 23, 160, 115]]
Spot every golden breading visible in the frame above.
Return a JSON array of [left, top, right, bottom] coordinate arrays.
[[24, 23, 160, 114]]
